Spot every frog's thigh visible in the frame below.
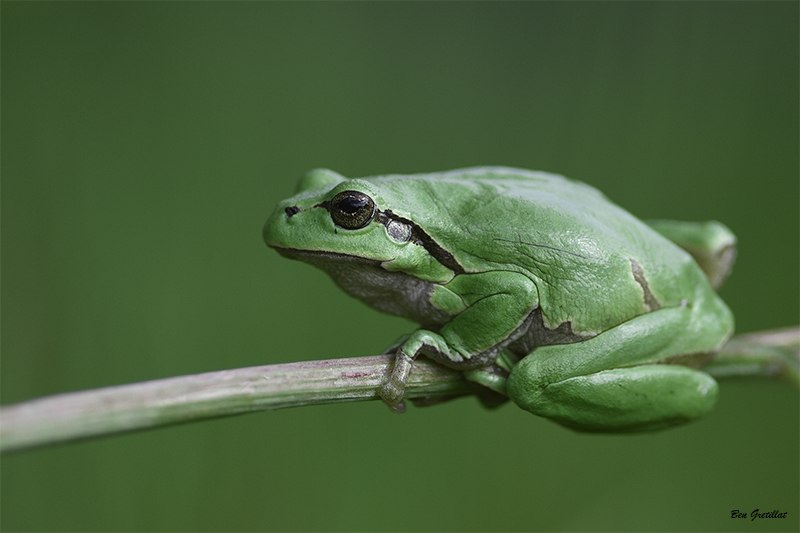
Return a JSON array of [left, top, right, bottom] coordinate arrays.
[[507, 306, 720, 432]]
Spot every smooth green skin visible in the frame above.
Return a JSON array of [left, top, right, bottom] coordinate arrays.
[[264, 167, 735, 432]]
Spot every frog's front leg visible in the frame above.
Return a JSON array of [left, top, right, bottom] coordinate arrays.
[[507, 303, 732, 432], [380, 271, 538, 409]]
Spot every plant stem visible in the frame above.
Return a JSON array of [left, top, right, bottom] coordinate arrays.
[[703, 326, 799, 387], [0, 356, 473, 454], [1, 327, 797, 454]]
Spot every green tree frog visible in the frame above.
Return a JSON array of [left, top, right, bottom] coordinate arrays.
[[263, 167, 736, 432]]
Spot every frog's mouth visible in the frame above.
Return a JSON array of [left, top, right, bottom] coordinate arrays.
[[270, 246, 387, 269]]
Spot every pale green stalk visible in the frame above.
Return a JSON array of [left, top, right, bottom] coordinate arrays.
[[0, 356, 472, 454], [703, 327, 799, 386], [1, 328, 797, 454]]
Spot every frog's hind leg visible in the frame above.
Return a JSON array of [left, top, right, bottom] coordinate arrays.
[[645, 220, 736, 290], [507, 304, 729, 432], [463, 365, 510, 396], [461, 366, 512, 409]]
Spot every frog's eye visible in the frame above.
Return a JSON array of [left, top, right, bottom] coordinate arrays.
[[329, 190, 376, 230]]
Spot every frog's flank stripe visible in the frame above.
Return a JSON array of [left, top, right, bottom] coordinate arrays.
[[629, 258, 662, 311], [382, 209, 466, 275]]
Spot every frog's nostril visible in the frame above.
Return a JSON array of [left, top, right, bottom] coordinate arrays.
[[285, 205, 301, 217]]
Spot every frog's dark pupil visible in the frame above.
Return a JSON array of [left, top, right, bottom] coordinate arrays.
[[339, 197, 366, 213]]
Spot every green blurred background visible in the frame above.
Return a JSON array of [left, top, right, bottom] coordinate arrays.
[[2, 2, 798, 531]]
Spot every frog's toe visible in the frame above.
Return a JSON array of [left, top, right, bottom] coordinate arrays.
[[380, 382, 406, 409], [385, 399, 407, 414]]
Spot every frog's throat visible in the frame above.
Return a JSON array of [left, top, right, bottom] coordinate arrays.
[[271, 247, 455, 327]]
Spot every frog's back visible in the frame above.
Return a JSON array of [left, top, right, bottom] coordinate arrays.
[[366, 166, 667, 271], [364, 167, 718, 334]]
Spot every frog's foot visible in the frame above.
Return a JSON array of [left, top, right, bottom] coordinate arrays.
[[380, 350, 414, 413], [463, 364, 510, 396], [462, 366, 511, 409]]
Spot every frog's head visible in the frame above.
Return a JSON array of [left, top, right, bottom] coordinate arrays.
[[263, 169, 458, 283]]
